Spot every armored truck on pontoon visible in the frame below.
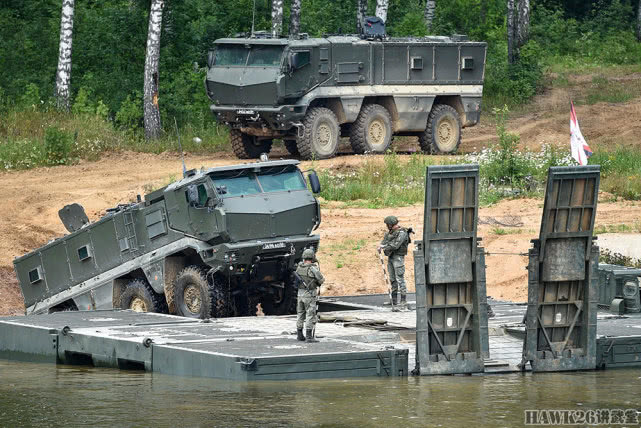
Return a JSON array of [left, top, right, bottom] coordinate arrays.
[[206, 27, 486, 160], [14, 160, 321, 319]]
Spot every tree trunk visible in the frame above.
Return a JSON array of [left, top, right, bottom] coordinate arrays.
[[143, 0, 164, 140], [54, 0, 75, 112], [507, 0, 516, 64], [637, 0, 641, 42], [289, 0, 301, 36], [375, 0, 389, 23], [271, 0, 283, 37], [424, 1, 436, 31], [517, 0, 530, 48], [356, 0, 368, 34]]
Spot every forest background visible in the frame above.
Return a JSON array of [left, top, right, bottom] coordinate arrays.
[[0, 0, 640, 164]]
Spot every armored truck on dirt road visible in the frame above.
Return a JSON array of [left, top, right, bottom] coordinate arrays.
[[206, 32, 486, 160], [14, 160, 321, 319]]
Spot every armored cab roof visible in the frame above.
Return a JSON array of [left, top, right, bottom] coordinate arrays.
[[165, 159, 301, 191]]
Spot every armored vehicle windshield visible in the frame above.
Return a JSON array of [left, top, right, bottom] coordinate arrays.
[[210, 164, 307, 197], [213, 44, 284, 67]]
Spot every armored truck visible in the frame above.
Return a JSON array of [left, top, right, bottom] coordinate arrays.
[[14, 160, 321, 319], [206, 32, 486, 160]]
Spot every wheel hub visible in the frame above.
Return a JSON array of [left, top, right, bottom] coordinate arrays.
[[130, 297, 148, 312], [368, 119, 386, 146], [436, 117, 458, 151], [184, 284, 202, 314], [317, 122, 333, 148]]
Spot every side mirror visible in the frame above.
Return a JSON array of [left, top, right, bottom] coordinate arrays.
[[308, 171, 321, 194], [207, 51, 215, 68]]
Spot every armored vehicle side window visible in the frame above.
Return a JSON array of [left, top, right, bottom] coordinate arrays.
[[28, 266, 43, 283], [248, 46, 283, 67], [213, 45, 248, 66], [257, 166, 306, 193], [77, 245, 92, 261], [210, 171, 261, 197]]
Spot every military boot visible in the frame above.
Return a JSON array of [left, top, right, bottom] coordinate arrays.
[[306, 328, 318, 343], [400, 293, 407, 308], [297, 328, 305, 341], [391, 292, 398, 306]]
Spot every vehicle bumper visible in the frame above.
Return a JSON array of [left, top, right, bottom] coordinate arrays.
[[201, 235, 320, 273], [210, 104, 307, 131]]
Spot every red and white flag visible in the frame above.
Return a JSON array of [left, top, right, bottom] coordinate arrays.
[[570, 101, 593, 165]]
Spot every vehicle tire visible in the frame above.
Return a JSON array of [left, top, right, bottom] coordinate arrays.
[[230, 129, 273, 159], [296, 107, 340, 160], [173, 266, 232, 319], [418, 104, 462, 154], [118, 279, 167, 313], [283, 139, 299, 156], [349, 104, 393, 154], [260, 275, 298, 316]]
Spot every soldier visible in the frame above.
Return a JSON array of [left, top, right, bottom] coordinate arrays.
[[295, 248, 325, 342], [377, 216, 409, 307]]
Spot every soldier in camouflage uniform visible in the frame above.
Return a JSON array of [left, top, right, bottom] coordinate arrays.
[[296, 248, 325, 342], [377, 216, 409, 306]]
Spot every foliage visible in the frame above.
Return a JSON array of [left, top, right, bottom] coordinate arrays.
[[44, 126, 73, 165], [600, 248, 641, 269], [589, 145, 641, 200]]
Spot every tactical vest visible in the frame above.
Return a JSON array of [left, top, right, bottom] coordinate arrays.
[[387, 228, 410, 256], [296, 263, 319, 290]]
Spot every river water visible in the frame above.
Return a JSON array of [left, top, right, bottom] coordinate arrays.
[[1, 359, 640, 427]]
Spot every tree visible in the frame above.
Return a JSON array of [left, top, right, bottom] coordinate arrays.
[[375, 0, 389, 23], [424, 1, 436, 32], [290, 0, 301, 35], [637, 0, 641, 42], [507, 0, 530, 64], [356, 0, 368, 34], [54, 0, 75, 111], [272, 0, 283, 37], [143, 0, 164, 140]]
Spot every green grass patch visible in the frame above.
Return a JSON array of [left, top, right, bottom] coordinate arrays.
[[589, 145, 641, 200], [0, 109, 229, 170], [491, 227, 524, 235], [594, 222, 641, 235], [579, 75, 639, 105]]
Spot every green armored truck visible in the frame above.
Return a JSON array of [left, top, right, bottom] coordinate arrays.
[[206, 31, 486, 160], [14, 160, 321, 319]]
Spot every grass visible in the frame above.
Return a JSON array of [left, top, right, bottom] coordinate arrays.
[[600, 248, 641, 269], [0, 109, 229, 170], [589, 145, 641, 201], [491, 227, 524, 235], [579, 75, 639, 105], [325, 238, 370, 269], [594, 222, 641, 235]]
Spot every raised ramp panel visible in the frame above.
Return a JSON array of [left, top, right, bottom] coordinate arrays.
[[414, 164, 489, 375], [524, 166, 600, 372]]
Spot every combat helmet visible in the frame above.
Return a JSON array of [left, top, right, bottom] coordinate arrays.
[[384, 215, 398, 226], [302, 248, 316, 260]]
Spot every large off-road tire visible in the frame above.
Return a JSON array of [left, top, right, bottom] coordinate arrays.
[[118, 279, 167, 313], [260, 276, 298, 316], [283, 139, 299, 157], [418, 104, 462, 154], [173, 266, 232, 319], [296, 107, 340, 160], [230, 129, 273, 159], [349, 104, 393, 154]]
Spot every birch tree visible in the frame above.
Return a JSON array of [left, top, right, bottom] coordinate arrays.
[[375, 0, 389, 23], [424, 1, 436, 32], [272, 0, 283, 37], [637, 0, 641, 42], [143, 0, 164, 140], [290, 0, 301, 36], [356, 0, 368, 34], [507, 0, 530, 64], [54, 0, 75, 111]]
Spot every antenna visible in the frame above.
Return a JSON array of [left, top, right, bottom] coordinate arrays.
[[250, 0, 256, 37], [174, 117, 187, 177]]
